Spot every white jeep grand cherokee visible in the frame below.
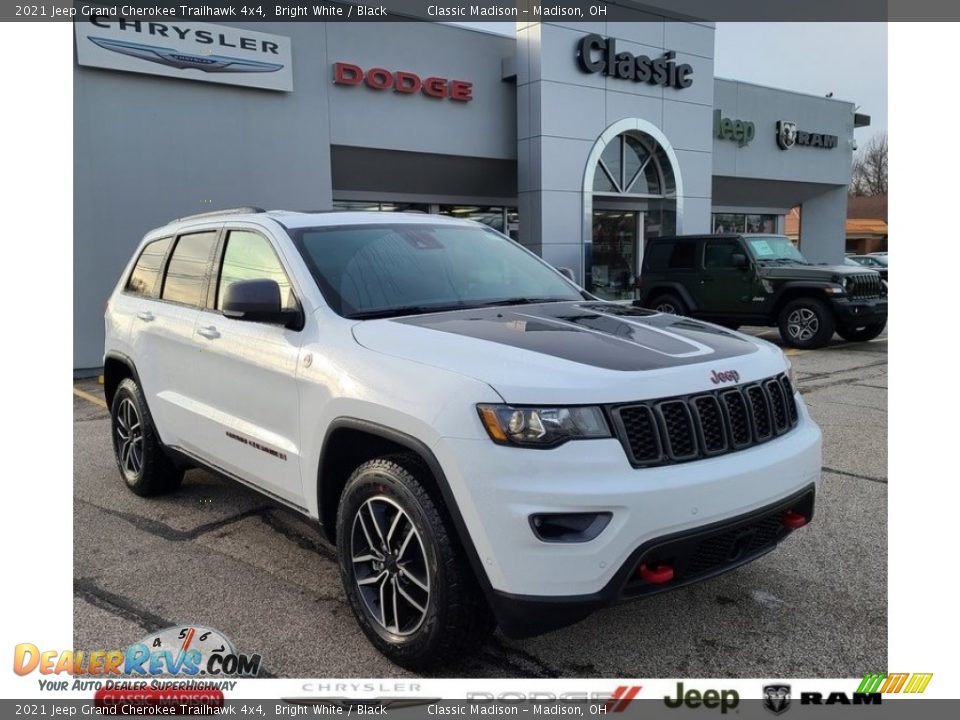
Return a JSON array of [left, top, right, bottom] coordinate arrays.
[[104, 209, 821, 669]]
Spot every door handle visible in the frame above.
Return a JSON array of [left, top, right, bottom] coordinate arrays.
[[197, 325, 220, 340], [136, 311, 155, 322], [700, 276, 715, 283]]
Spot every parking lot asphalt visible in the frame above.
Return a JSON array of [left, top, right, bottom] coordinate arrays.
[[73, 328, 887, 678]]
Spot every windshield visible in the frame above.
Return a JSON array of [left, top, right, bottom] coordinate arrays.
[[290, 223, 583, 318], [744, 235, 808, 264]]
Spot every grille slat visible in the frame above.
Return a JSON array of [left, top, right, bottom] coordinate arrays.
[[848, 272, 884, 299], [746, 385, 773, 441], [613, 373, 799, 468], [615, 405, 661, 465], [765, 379, 789, 433], [656, 401, 698, 460], [692, 396, 727, 454], [780, 376, 799, 424]]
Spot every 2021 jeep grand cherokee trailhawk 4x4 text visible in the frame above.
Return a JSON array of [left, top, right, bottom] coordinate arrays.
[[104, 210, 821, 669], [639, 234, 888, 349]]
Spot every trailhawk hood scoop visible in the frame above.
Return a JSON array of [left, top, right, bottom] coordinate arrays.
[[352, 301, 758, 373]]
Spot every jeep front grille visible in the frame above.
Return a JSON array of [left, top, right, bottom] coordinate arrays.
[[611, 374, 799, 468], [848, 272, 884, 299]]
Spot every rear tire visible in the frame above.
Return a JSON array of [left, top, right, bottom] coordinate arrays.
[[778, 297, 836, 349], [336, 453, 495, 670], [110, 378, 183, 497], [649, 293, 689, 316], [837, 319, 886, 342]]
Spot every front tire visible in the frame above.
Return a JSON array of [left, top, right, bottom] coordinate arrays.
[[336, 454, 494, 670], [110, 377, 183, 497], [778, 297, 836, 349], [837, 319, 886, 342]]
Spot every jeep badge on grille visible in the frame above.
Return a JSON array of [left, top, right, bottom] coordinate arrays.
[[710, 370, 740, 384]]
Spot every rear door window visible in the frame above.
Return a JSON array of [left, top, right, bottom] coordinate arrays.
[[160, 231, 218, 307], [703, 239, 742, 268], [126, 237, 172, 297], [643, 241, 696, 271]]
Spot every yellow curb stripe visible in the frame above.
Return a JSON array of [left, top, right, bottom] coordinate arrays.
[[73, 387, 107, 409]]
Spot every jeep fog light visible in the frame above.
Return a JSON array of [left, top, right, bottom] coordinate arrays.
[[477, 404, 611, 447]]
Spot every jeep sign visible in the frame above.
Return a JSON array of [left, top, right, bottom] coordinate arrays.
[[714, 110, 755, 147]]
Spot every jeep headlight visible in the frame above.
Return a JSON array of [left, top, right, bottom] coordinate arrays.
[[786, 358, 798, 389], [477, 404, 611, 447]]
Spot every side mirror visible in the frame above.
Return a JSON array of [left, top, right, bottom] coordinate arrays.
[[731, 252, 749, 269], [222, 279, 302, 329], [557, 267, 577, 283]]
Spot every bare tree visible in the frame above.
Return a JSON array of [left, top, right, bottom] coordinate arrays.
[[850, 131, 888, 196]]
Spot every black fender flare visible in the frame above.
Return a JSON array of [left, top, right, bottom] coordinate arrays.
[[103, 350, 145, 408], [317, 417, 503, 625], [769, 281, 838, 315], [640, 282, 699, 313]]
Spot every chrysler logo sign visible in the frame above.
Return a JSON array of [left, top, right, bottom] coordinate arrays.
[[88, 37, 283, 74], [777, 120, 838, 150], [75, 19, 293, 91], [576, 34, 693, 89]]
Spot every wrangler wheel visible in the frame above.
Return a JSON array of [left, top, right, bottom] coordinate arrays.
[[778, 297, 835, 349]]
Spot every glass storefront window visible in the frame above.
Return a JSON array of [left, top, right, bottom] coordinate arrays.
[[333, 200, 430, 213], [438, 206, 519, 241], [332, 202, 520, 241], [712, 213, 779, 234]]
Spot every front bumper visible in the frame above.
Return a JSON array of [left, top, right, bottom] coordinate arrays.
[[831, 296, 888, 326], [488, 485, 815, 637], [433, 397, 821, 633]]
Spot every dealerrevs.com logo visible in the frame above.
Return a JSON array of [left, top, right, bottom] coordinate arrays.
[[14, 625, 261, 684]]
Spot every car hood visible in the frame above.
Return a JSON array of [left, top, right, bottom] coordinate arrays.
[[351, 301, 786, 404], [758, 263, 878, 281]]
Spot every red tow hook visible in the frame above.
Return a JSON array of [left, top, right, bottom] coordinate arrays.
[[637, 563, 675, 584], [782, 510, 809, 529]]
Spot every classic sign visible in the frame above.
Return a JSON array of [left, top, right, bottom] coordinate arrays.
[[576, 34, 693, 89]]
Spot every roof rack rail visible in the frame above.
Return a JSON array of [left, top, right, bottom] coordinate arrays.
[[174, 207, 266, 223]]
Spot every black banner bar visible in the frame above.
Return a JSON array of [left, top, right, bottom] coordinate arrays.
[[5, 0, 960, 22]]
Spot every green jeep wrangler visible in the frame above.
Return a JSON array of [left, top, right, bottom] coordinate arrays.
[[638, 234, 888, 349]]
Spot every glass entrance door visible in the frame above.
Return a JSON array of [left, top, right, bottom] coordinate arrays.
[[588, 210, 642, 301]]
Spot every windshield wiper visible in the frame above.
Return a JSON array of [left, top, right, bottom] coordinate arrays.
[[474, 297, 569, 308], [344, 303, 470, 320], [345, 297, 571, 320]]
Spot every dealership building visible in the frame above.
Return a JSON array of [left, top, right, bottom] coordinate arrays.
[[74, 13, 869, 370]]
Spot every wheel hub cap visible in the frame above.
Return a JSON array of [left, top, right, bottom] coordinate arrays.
[[115, 398, 143, 477], [787, 308, 819, 341], [350, 496, 430, 636]]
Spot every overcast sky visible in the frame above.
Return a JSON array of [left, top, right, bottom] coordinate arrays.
[[715, 23, 887, 138], [453, 22, 887, 139]]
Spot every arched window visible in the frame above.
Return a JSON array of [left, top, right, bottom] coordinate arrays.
[[592, 132, 676, 198]]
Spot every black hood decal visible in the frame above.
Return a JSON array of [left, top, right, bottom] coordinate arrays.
[[393, 301, 758, 371]]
